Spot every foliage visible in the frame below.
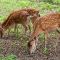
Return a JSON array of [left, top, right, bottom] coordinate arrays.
[[43, 47, 49, 54], [0, 54, 17, 60], [39, 32, 45, 42], [42, 0, 53, 3], [38, 2, 54, 10], [52, 0, 60, 4]]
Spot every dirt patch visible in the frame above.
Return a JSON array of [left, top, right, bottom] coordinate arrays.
[[0, 33, 60, 60]]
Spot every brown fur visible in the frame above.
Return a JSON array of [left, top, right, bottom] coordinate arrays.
[[28, 13, 60, 54], [0, 8, 40, 37], [2, 10, 30, 29], [0, 10, 29, 37]]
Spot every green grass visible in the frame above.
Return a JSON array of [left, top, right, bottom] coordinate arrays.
[[0, 0, 60, 22], [0, 47, 3, 53], [0, 54, 17, 60]]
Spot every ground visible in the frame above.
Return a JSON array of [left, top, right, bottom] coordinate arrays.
[[0, 31, 60, 60]]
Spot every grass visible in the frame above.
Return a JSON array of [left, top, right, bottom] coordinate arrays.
[[0, 47, 3, 53], [0, 54, 17, 60]]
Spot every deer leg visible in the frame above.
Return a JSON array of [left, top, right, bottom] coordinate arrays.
[[44, 35, 47, 51], [54, 36, 58, 53], [44, 32, 49, 54], [0, 31, 3, 38], [16, 25, 19, 38], [14, 24, 19, 38], [8, 27, 11, 36], [22, 23, 28, 35], [28, 24, 31, 33], [24, 25, 28, 34], [14, 24, 17, 33], [45, 34, 47, 49], [54, 29, 59, 53]]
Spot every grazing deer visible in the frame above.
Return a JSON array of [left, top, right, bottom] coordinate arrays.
[[28, 13, 60, 54], [0, 10, 30, 38], [0, 8, 40, 37]]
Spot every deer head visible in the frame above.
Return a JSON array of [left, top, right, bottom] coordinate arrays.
[[28, 37, 38, 54], [24, 8, 40, 17]]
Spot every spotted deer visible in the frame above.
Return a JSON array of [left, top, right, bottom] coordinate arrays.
[[28, 13, 60, 54], [0, 8, 40, 37], [0, 10, 30, 38]]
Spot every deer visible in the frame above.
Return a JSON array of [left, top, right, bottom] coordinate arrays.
[[0, 10, 30, 38], [0, 8, 40, 37], [27, 12, 60, 54], [0, 8, 40, 38]]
